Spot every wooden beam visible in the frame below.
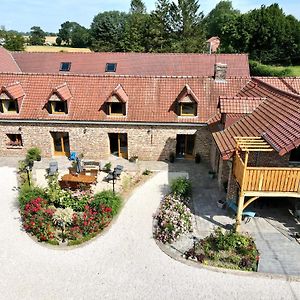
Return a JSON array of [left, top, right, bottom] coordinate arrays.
[[243, 196, 259, 210], [243, 191, 300, 198]]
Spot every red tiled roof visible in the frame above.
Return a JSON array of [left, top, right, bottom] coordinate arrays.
[[11, 52, 250, 77], [213, 78, 300, 159], [219, 96, 264, 114], [224, 113, 244, 128], [255, 77, 300, 95], [0, 47, 21, 73], [52, 83, 72, 101], [3, 82, 25, 99], [177, 84, 199, 103], [0, 73, 249, 123], [107, 84, 128, 103]]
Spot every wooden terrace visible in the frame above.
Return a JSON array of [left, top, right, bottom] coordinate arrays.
[[232, 137, 300, 230]]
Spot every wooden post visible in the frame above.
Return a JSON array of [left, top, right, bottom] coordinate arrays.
[[236, 194, 245, 232], [235, 151, 248, 232]]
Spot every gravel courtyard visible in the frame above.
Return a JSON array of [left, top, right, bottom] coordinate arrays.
[[0, 166, 299, 300]]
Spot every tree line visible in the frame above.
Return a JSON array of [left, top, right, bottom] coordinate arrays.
[[1, 0, 300, 65]]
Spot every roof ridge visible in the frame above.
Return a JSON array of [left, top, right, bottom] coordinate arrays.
[[0, 72, 251, 80], [11, 51, 249, 56]]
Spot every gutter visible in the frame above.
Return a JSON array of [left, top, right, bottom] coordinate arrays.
[[0, 119, 207, 127]]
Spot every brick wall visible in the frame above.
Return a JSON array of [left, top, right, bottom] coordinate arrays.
[[0, 123, 211, 162]]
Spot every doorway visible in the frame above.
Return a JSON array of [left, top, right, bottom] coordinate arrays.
[[51, 132, 70, 156], [108, 133, 128, 159], [176, 134, 195, 159]]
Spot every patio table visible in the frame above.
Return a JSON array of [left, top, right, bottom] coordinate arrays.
[[60, 173, 96, 189]]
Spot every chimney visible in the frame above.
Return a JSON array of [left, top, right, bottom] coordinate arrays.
[[214, 63, 227, 82]]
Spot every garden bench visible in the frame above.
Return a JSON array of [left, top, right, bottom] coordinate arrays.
[[226, 200, 256, 222]]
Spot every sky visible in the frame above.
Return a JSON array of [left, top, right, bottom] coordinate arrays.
[[1, 0, 300, 33]]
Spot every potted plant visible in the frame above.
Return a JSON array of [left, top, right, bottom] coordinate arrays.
[[169, 152, 175, 163], [195, 153, 201, 163], [26, 147, 42, 161]]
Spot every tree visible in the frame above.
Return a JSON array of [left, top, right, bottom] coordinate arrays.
[[147, 0, 173, 52], [29, 26, 46, 45], [243, 4, 299, 64], [169, 0, 206, 52], [4, 32, 25, 51], [90, 11, 128, 51], [70, 25, 90, 48], [122, 0, 149, 52], [204, 1, 240, 37], [57, 21, 90, 48], [130, 0, 146, 14]]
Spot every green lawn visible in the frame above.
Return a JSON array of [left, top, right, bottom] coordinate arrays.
[[273, 65, 300, 76]]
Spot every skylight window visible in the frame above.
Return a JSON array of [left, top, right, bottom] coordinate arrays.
[[60, 62, 71, 72], [105, 63, 117, 72]]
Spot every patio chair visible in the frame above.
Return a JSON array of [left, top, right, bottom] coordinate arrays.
[[226, 200, 256, 223], [69, 151, 77, 161], [48, 161, 58, 176]]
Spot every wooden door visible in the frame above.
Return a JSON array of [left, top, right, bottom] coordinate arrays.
[[51, 132, 70, 156]]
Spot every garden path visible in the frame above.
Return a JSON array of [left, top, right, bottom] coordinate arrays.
[[0, 166, 299, 299]]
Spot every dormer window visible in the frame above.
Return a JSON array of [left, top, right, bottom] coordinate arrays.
[[60, 62, 71, 72], [176, 85, 198, 117], [180, 102, 197, 116], [108, 101, 126, 115], [48, 93, 68, 114], [105, 63, 117, 72], [0, 93, 18, 114], [105, 84, 128, 116]]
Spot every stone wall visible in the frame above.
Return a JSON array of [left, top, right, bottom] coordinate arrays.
[[0, 122, 212, 162]]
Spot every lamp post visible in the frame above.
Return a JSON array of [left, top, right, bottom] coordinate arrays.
[[26, 161, 33, 186], [112, 169, 116, 194]]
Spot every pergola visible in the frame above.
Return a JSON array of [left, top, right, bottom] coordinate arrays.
[[233, 137, 300, 231]]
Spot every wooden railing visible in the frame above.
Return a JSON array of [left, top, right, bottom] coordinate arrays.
[[244, 167, 300, 192], [233, 153, 245, 187], [234, 164, 300, 193]]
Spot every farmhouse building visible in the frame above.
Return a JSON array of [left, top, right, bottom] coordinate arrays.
[[0, 47, 299, 211]]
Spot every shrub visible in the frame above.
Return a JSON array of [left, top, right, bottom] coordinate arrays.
[[153, 194, 192, 243], [68, 204, 112, 239], [18, 184, 47, 210], [21, 197, 56, 242], [170, 177, 192, 199], [52, 207, 74, 227], [91, 190, 122, 216], [249, 60, 293, 77], [26, 147, 42, 162], [184, 228, 259, 271]]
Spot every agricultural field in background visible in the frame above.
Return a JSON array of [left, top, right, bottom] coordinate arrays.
[[25, 45, 91, 52]]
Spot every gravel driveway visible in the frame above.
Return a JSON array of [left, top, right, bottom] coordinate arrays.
[[0, 167, 299, 300]]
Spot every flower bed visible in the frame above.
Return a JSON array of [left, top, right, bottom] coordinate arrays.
[[153, 194, 193, 244], [184, 228, 259, 272], [19, 174, 122, 245]]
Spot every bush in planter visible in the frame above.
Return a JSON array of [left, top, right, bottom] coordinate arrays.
[[170, 177, 192, 199], [26, 147, 42, 162], [153, 194, 192, 243], [91, 190, 122, 216]]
